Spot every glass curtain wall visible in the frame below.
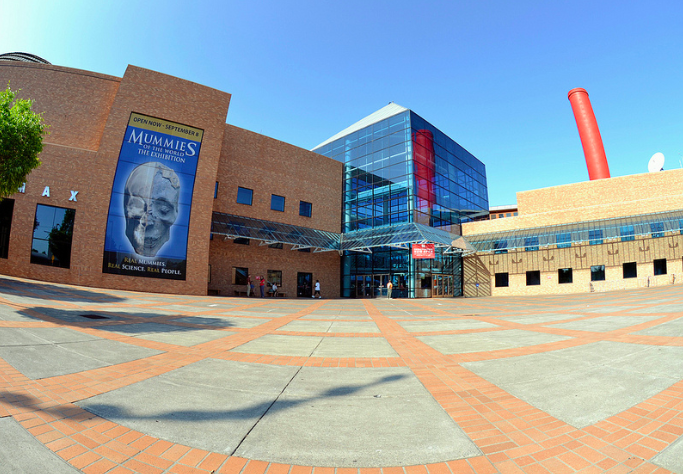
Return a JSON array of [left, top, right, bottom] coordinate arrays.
[[315, 109, 488, 298]]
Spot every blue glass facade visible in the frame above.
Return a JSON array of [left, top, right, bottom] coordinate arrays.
[[314, 108, 488, 298]]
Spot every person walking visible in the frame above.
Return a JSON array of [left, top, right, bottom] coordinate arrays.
[[246, 275, 252, 298], [387, 280, 393, 299], [313, 280, 321, 298], [272, 282, 278, 297], [259, 276, 265, 298]]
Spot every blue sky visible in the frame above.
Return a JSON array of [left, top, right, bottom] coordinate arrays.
[[3, 0, 683, 206]]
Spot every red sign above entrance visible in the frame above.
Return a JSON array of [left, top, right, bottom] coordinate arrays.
[[412, 243, 435, 259]]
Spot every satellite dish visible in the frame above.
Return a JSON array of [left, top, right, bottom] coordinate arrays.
[[648, 152, 665, 173]]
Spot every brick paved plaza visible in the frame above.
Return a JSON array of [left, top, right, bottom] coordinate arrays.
[[1, 275, 682, 473]]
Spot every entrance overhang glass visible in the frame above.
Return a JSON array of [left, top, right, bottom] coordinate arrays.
[[211, 213, 477, 256], [211, 212, 340, 253]]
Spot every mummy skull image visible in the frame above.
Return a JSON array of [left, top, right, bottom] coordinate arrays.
[[123, 162, 180, 257]]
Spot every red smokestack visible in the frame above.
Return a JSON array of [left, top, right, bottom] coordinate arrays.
[[568, 88, 610, 180]]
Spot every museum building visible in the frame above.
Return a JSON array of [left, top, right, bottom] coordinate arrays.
[[0, 54, 487, 298], [462, 167, 683, 297]]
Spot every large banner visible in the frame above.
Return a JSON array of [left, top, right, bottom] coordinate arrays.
[[102, 113, 203, 280], [412, 243, 435, 259]]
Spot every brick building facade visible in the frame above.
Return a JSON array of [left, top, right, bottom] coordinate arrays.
[[0, 61, 341, 297], [463, 170, 683, 296]]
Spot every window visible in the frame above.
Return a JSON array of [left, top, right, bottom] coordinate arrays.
[[589, 229, 603, 245], [650, 222, 665, 238], [236, 187, 253, 205], [623, 262, 637, 279], [620, 225, 635, 242], [490, 214, 497, 219], [234, 238, 249, 245], [557, 232, 571, 249], [267, 270, 282, 287], [299, 201, 312, 217], [232, 267, 248, 285], [513, 212, 518, 216], [268, 243, 283, 249], [31, 205, 75, 269], [558, 268, 573, 284], [214, 182, 219, 199], [495, 272, 509, 287], [0, 198, 14, 259], [654, 258, 667, 275], [506, 213, 511, 217], [526, 270, 541, 286], [271, 194, 285, 212], [298, 247, 311, 253], [494, 240, 508, 254], [525, 236, 539, 251], [590, 265, 605, 281]]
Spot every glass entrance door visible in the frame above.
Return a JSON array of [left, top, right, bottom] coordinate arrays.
[[432, 275, 454, 297], [297, 272, 312, 297]]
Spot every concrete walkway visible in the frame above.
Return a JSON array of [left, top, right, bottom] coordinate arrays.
[[1, 275, 683, 473]]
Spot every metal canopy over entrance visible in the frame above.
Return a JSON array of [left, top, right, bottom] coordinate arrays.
[[211, 212, 340, 253], [340, 222, 476, 256], [211, 213, 477, 256]]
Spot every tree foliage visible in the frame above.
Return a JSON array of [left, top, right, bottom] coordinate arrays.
[[0, 84, 49, 199]]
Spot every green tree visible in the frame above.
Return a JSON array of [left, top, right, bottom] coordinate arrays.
[[0, 84, 49, 199]]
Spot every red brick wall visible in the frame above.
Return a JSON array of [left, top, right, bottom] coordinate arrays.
[[0, 62, 120, 151], [0, 64, 231, 295], [209, 125, 342, 297]]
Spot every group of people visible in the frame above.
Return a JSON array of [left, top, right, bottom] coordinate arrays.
[[245, 275, 322, 298], [246, 275, 268, 298]]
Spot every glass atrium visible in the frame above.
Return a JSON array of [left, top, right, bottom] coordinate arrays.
[[313, 104, 488, 298]]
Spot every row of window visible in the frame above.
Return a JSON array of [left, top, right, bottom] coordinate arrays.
[[232, 186, 312, 217], [232, 267, 282, 287], [490, 212, 517, 219], [494, 259, 669, 287], [492, 223, 673, 253]]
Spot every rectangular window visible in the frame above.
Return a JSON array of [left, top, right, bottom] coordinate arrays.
[[495, 272, 509, 287], [234, 238, 249, 245], [558, 268, 573, 284], [267, 270, 282, 287], [299, 201, 312, 217], [590, 265, 605, 281], [650, 222, 665, 238], [232, 267, 248, 285], [0, 198, 14, 259], [490, 214, 497, 219], [268, 243, 283, 249], [557, 232, 571, 249], [620, 225, 635, 242], [623, 262, 637, 279], [526, 270, 541, 286], [271, 194, 285, 212], [589, 229, 603, 245], [654, 258, 667, 275], [298, 247, 311, 253], [525, 236, 539, 251], [214, 181, 219, 199], [236, 187, 253, 205], [493, 240, 508, 254], [31, 204, 75, 269]]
